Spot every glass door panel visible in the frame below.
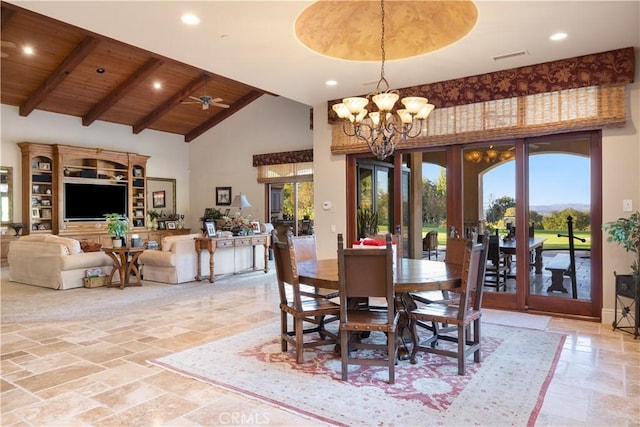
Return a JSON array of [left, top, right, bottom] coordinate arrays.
[[421, 151, 447, 260], [527, 137, 593, 307]]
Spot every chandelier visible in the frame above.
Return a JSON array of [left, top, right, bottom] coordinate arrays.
[[331, 0, 435, 160], [464, 147, 514, 164]]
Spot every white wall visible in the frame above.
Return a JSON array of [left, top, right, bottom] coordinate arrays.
[[0, 105, 190, 226], [601, 52, 640, 323], [188, 94, 313, 229]]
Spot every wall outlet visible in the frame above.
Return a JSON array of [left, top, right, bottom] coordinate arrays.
[[623, 199, 633, 212]]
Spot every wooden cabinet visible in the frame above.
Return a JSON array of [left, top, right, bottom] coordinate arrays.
[[18, 142, 149, 238]]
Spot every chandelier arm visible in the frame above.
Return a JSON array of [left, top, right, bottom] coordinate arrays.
[[341, 120, 358, 137]]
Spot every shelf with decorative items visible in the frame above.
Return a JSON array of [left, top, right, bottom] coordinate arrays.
[[130, 160, 147, 229], [18, 142, 56, 234]]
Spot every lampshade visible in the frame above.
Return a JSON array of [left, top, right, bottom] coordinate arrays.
[[231, 194, 251, 209]]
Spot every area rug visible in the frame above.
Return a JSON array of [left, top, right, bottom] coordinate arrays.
[[149, 322, 565, 426], [482, 308, 552, 330]]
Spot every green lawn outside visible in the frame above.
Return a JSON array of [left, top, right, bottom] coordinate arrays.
[[422, 227, 591, 251]]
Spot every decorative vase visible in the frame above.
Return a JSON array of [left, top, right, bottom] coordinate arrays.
[[152, 218, 158, 231], [146, 214, 152, 230]]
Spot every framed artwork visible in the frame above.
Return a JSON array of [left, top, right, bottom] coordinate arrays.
[[152, 190, 166, 208], [40, 209, 52, 219], [250, 221, 260, 232], [31, 208, 40, 218], [216, 187, 232, 206], [157, 220, 166, 230], [224, 208, 231, 216], [166, 221, 177, 230], [38, 162, 51, 171], [205, 221, 216, 237]]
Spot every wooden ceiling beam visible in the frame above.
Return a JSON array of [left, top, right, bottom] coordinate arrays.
[[1, 6, 16, 27], [82, 57, 163, 127], [185, 90, 265, 142], [132, 73, 209, 135], [19, 36, 99, 117]]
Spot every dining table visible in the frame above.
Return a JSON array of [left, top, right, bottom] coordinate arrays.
[[499, 237, 547, 274], [297, 257, 463, 359]]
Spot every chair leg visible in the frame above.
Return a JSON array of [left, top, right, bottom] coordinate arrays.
[[458, 324, 466, 375], [387, 330, 396, 384], [281, 311, 288, 352], [409, 318, 420, 364], [340, 329, 349, 381], [473, 318, 481, 363], [295, 317, 304, 364]]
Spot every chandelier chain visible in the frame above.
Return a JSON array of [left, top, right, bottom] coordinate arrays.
[[378, 0, 389, 93]]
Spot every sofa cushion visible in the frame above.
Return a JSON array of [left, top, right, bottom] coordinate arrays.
[[44, 235, 82, 254], [18, 235, 48, 242], [161, 233, 201, 252]]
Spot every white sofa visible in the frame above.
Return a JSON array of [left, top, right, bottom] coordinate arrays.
[[138, 233, 204, 284], [8, 235, 115, 290]]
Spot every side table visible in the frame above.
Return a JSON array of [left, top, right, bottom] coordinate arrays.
[[103, 246, 145, 289], [613, 272, 639, 338]]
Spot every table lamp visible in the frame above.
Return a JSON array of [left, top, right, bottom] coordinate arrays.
[[231, 193, 251, 214]]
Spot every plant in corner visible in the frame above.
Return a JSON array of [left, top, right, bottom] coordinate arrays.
[[104, 213, 129, 248], [602, 211, 640, 277]]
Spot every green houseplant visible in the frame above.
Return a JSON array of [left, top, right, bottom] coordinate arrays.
[[603, 211, 640, 277], [104, 213, 129, 248], [357, 207, 378, 239]]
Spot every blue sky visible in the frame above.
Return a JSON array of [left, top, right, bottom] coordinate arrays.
[[423, 153, 590, 209]]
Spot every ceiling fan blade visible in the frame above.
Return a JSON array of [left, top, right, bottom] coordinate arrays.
[[1, 41, 16, 48], [188, 96, 203, 102], [180, 101, 201, 104], [210, 102, 230, 108]]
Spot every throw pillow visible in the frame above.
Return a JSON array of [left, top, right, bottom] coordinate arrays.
[[80, 241, 102, 252]]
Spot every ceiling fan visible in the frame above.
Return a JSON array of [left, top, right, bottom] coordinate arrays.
[[1, 40, 16, 58], [181, 77, 230, 110]]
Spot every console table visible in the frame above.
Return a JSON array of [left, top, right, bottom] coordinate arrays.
[[194, 234, 270, 283]]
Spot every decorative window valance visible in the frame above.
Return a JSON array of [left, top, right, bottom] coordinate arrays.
[[327, 47, 634, 122], [252, 149, 313, 167], [329, 46, 634, 156], [331, 83, 626, 155], [256, 162, 313, 184]]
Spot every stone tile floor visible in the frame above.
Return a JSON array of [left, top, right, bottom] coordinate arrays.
[[1, 265, 639, 426]]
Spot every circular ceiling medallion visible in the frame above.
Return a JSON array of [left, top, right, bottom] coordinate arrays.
[[295, 1, 478, 61]]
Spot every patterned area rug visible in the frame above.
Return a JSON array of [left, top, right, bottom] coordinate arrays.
[[149, 322, 565, 426]]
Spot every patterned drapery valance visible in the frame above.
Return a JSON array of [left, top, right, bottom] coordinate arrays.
[[327, 47, 635, 123], [252, 149, 313, 167]]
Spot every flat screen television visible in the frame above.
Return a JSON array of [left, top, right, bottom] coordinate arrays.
[[64, 182, 128, 221]]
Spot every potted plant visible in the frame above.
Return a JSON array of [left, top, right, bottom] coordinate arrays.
[[603, 211, 640, 277], [104, 213, 129, 248]]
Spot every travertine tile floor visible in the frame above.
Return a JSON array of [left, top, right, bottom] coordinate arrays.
[[1, 267, 639, 426]]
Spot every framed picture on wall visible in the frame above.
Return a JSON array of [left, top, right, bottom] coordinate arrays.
[[152, 190, 166, 208], [166, 221, 177, 230], [216, 187, 231, 206]]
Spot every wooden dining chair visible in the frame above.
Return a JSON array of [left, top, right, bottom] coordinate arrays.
[[408, 238, 489, 375], [272, 232, 340, 364], [337, 233, 399, 384], [411, 237, 470, 306], [484, 234, 509, 291], [422, 231, 439, 260], [289, 232, 339, 300]]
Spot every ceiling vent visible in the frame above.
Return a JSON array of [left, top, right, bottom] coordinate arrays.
[[492, 50, 529, 61]]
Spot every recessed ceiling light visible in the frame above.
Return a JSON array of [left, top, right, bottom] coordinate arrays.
[[550, 32, 568, 41], [325, 80, 338, 86], [96, 67, 105, 74], [23, 46, 34, 55], [153, 82, 162, 90], [181, 13, 200, 26]]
